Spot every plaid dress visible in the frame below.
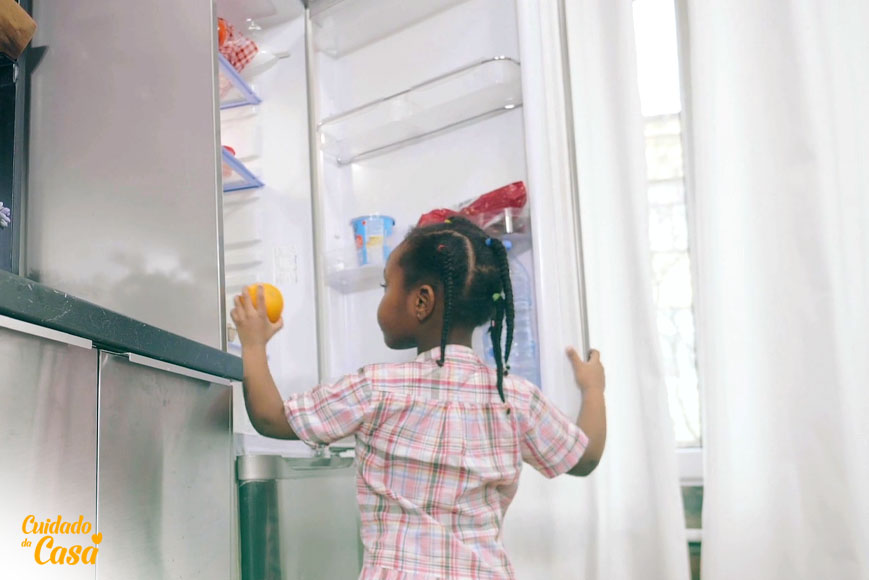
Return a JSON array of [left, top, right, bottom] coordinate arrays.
[[285, 345, 588, 579]]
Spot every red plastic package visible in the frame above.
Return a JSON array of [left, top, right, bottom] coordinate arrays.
[[416, 208, 461, 227], [416, 182, 528, 232], [459, 181, 527, 218]]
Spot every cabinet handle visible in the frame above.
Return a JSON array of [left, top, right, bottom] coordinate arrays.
[[126, 353, 233, 386], [0, 314, 93, 349]]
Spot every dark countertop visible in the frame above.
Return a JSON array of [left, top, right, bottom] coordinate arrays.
[[0, 270, 243, 381]]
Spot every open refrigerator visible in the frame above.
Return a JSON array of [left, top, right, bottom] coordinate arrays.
[[216, 0, 589, 576], [218, 0, 589, 419]]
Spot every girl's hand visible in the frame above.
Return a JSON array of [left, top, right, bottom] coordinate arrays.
[[230, 285, 284, 349], [567, 347, 605, 393]]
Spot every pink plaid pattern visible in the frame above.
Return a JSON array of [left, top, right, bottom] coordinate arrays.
[[285, 345, 588, 580], [219, 21, 258, 72]]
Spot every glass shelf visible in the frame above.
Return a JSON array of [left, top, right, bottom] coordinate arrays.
[[222, 148, 264, 193], [217, 0, 304, 31], [326, 263, 383, 294], [218, 54, 262, 110], [322, 235, 530, 295], [310, 0, 472, 57], [318, 57, 522, 164]]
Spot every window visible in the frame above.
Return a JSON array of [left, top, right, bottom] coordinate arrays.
[[632, 0, 701, 451], [632, 4, 703, 576]]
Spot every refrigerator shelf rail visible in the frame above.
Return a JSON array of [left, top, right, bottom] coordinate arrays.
[[317, 57, 523, 165], [218, 54, 262, 110], [310, 0, 473, 57], [222, 148, 264, 193]]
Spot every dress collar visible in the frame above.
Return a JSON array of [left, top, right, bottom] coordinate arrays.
[[415, 344, 482, 364]]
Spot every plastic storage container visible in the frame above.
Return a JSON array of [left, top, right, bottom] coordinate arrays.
[[351, 215, 395, 266], [483, 248, 541, 387]]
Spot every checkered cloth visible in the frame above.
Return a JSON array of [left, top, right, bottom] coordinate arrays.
[[219, 20, 258, 73], [285, 345, 588, 579]]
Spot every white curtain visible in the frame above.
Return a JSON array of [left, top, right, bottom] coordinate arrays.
[[501, 2, 690, 579], [684, 2, 869, 579]]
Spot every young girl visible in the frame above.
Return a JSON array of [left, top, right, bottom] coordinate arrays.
[[232, 216, 607, 580]]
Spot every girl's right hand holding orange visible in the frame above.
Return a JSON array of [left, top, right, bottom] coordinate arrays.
[[567, 347, 605, 393], [231, 285, 284, 349]]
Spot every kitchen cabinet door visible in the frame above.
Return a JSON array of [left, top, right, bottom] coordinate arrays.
[[0, 320, 97, 579], [96, 352, 232, 580]]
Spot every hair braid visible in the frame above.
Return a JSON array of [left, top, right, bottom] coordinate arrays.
[[437, 242, 457, 367], [489, 298, 506, 402], [491, 239, 514, 372]]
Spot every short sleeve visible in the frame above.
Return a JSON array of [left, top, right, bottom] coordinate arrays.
[[284, 368, 371, 446], [520, 387, 589, 478]]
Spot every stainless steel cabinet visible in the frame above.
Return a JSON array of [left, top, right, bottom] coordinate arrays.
[[0, 320, 234, 578], [237, 454, 362, 580], [96, 353, 232, 580], [0, 323, 97, 579]]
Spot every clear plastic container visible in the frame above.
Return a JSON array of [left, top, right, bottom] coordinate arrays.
[[350, 215, 395, 266], [483, 250, 541, 387]]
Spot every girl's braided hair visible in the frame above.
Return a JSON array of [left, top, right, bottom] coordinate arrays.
[[399, 216, 514, 402]]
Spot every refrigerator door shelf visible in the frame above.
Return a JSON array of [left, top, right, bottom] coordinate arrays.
[[310, 0, 472, 57], [222, 147, 264, 193], [318, 57, 522, 164], [218, 54, 262, 110]]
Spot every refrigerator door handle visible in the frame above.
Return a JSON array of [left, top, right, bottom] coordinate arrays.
[[517, 0, 591, 412]]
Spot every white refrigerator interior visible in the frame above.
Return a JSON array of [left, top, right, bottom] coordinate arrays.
[[310, 0, 532, 381], [220, 0, 587, 466]]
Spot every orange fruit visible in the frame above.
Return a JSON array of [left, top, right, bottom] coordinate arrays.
[[218, 18, 228, 48], [246, 283, 283, 323]]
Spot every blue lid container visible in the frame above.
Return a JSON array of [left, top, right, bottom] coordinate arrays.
[[350, 215, 395, 266]]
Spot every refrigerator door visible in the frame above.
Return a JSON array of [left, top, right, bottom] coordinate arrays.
[[516, 0, 589, 413], [24, 0, 226, 348]]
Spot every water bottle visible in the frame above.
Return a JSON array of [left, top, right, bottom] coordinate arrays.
[[484, 250, 541, 387]]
